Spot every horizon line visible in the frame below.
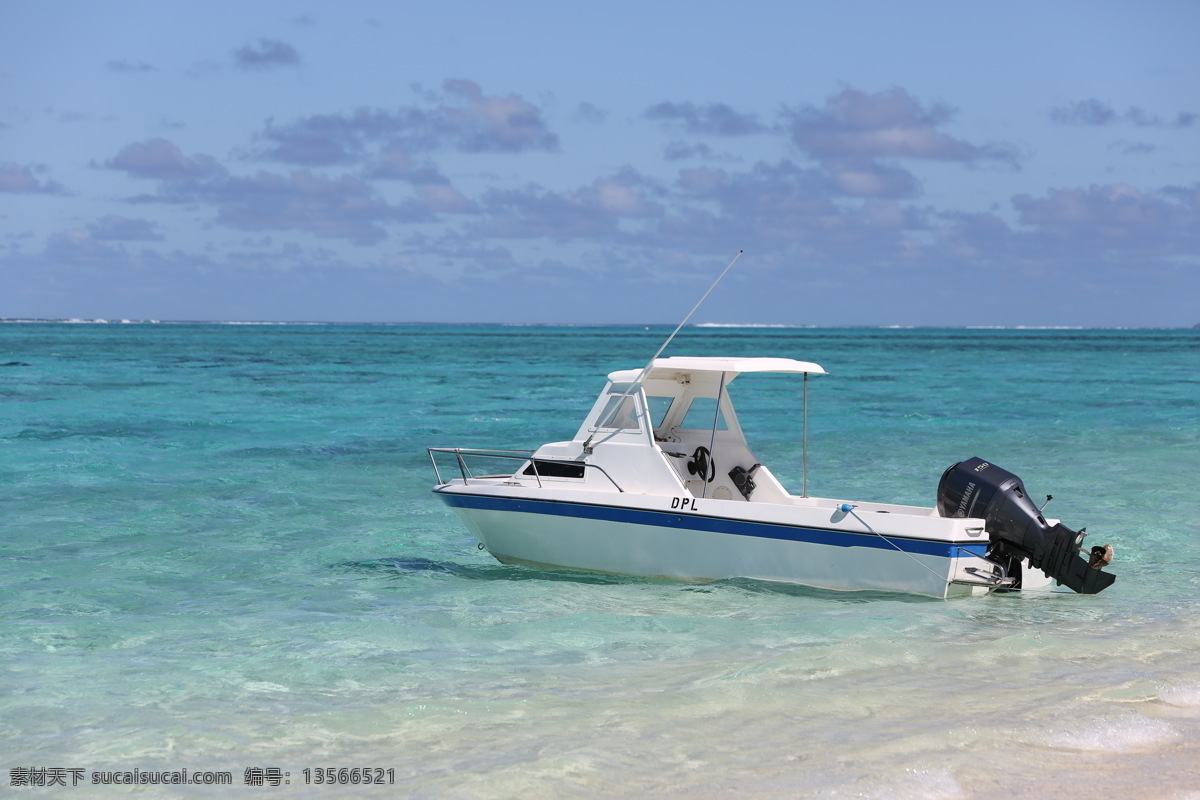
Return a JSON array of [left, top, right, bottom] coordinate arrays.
[[2, 317, 1198, 331]]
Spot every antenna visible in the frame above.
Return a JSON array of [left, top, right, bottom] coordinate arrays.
[[633, 249, 743, 383], [584, 250, 743, 450]]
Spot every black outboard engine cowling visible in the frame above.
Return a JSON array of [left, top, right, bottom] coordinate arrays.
[[937, 457, 1115, 594]]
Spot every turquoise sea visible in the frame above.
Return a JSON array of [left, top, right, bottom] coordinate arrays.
[[2, 323, 1198, 798]]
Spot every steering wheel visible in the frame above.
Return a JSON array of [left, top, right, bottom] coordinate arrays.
[[687, 446, 715, 483]]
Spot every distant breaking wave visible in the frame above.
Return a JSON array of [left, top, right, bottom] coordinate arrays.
[[694, 323, 810, 328]]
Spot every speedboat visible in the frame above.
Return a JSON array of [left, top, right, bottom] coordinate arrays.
[[428, 355, 1115, 599]]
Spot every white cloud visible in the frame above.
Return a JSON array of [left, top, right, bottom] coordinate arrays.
[[0, 163, 66, 194]]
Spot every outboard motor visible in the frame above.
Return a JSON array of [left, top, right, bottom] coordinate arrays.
[[937, 457, 1115, 594]]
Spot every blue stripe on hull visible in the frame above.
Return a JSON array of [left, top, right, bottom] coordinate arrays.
[[435, 491, 988, 559]]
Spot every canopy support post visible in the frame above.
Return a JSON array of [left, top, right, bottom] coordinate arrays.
[[803, 372, 809, 498]]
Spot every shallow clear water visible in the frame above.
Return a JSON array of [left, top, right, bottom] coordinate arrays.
[[2, 324, 1198, 798]]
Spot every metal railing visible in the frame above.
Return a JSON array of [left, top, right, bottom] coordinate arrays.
[[426, 447, 624, 492]]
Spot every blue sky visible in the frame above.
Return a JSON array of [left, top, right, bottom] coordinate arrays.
[[2, 1, 1197, 325]]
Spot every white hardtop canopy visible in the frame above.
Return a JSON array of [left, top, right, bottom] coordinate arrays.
[[607, 356, 826, 384]]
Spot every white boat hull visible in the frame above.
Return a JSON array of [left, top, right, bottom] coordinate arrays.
[[435, 485, 1019, 599]]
